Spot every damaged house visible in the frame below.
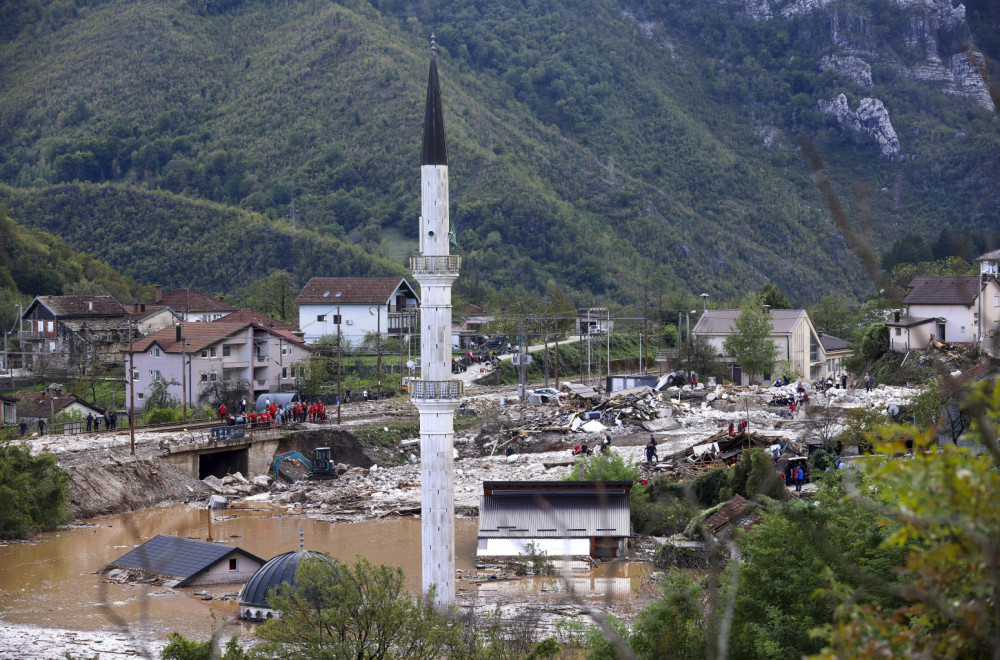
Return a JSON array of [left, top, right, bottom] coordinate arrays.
[[102, 534, 264, 587], [19, 295, 130, 376]]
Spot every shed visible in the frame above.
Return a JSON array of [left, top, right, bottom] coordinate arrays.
[[477, 481, 632, 559], [102, 534, 264, 587]]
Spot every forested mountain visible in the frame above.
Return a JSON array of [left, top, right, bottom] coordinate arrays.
[[1, 0, 997, 307]]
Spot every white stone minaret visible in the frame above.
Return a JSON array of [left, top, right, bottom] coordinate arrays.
[[411, 43, 461, 607]]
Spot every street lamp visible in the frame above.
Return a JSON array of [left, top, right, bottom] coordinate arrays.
[[700, 293, 709, 312]]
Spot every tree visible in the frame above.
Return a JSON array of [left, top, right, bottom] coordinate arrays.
[[723, 294, 779, 383], [729, 447, 787, 501], [808, 294, 861, 341], [0, 443, 69, 539], [679, 335, 726, 380], [197, 377, 250, 413], [235, 269, 297, 323], [255, 556, 457, 659], [758, 283, 793, 309]]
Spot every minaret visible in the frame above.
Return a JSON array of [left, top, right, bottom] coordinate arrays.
[[411, 40, 461, 607]]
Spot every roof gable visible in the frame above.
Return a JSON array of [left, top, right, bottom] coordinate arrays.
[[107, 534, 264, 586], [295, 277, 417, 305], [902, 276, 984, 306], [152, 289, 237, 313], [692, 309, 807, 335], [15, 391, 104, 418], [25, 295, 127, 318]]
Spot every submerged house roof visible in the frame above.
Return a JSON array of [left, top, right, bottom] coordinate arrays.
[[105, 534, 264, 587], [479, 481, 632, 539]]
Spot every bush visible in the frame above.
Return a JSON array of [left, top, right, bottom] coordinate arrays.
[[730, 448, 787, 501], [690, 467, 731, 508], [514, 541, 555, 575], [0, 443, 70, 539]]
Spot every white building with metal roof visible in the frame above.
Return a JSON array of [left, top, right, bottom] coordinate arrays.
[[477, 481, 633, 559]]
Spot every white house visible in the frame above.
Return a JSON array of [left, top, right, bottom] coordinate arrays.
[[890, 275, 1000, 354], [294, 277, 419, 346], [975, 249, 1000, 277], [124, 318, 312, 410], [692, 309, 831, 384]]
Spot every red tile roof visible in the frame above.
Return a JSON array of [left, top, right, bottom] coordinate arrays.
[[294, 277, 412, 305], [150, 289, 237, 313], [29, 296, 127, 318], [220, 309, 298, 333], [903, 276, 984, 306], [15, 391, 104, 418], [127, 319, 307, 355]]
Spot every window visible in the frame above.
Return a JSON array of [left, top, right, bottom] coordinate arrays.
[[895, 328, 901, 336], [46, 321, 54, 332], [137, 392, 144, 399], [150, 370, 162, 381], [282, 366, 289, 379], [222, 345, 231, 357], [201, 347, 217, 358], [132, 370, 139, 381], [317, 314, 326, 322], [281, 345, 292, 355], [229, 558, 237, 571], [961, 326, 967, 334], [151, 347, 161, 358], [200, 371, 218, 383]]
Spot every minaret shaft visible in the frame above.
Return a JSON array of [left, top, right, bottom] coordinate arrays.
[[413, 52, 459, 607]]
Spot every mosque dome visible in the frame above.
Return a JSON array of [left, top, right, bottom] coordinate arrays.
[[238, 550, 328, 620]]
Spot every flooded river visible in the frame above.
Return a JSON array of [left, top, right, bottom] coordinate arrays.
[[0, 503, 649, 641]]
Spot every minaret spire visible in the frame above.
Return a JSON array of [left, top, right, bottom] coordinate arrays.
[[411, 46, 461, 608], [422, 38, 448, 167]]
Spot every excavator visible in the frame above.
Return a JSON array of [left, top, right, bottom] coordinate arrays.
[[272, 447, 337, 481]]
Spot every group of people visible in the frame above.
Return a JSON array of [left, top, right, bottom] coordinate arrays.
[[727, 419, 751, 435], [85, 411, 118, 431], [818, 374, 851, 391], [217, 396, 329, 428]]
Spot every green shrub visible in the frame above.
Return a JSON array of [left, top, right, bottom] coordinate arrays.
[[690, 467, 731, 508], [0, 443, 70, 539]]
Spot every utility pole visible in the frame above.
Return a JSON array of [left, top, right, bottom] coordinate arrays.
[[337, 306, 342, 425], [606, 307, 611, 381], [179, 323, 187, 422], [129, 319, 135, 455], [542, 296, 551, 388], [376, 308, 382, 400]]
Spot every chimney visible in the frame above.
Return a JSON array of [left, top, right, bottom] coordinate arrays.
[[818, 331, 824, 337], [346, 286, 351, 297], [155, 285, 163, 303], [140, 303, 146, 313], [133, 303, 138, 312], [219, 296, 225, 303]]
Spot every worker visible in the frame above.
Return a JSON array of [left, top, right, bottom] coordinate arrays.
[[645, 435, 658, 465], [602, 434, 611, 454], [728, 421, 734, 436]]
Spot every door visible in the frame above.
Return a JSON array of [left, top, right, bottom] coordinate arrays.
[[937, 322, 946, 342], [732, 365, 742, 385]]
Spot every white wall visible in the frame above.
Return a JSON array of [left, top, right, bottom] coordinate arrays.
[[477, 537, 591, 557], [300, 303, 385, 345], [906, 303, 975, 343], [188, 555, 262, 586]]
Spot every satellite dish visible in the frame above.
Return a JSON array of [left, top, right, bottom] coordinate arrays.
[[406, 360, 415, 370]]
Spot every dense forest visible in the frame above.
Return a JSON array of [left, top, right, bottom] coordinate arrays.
[[0, 0, 997, 308]]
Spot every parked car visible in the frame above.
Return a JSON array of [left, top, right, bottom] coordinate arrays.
[[532, 388, 561, 398], [484, 336, 506, 349], [778, 456, 810, 485]]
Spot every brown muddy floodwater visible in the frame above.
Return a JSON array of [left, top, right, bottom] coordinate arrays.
[[0, 502, 649, 641]]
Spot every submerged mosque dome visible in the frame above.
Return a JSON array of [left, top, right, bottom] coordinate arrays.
[[238, 550, 328, 620]]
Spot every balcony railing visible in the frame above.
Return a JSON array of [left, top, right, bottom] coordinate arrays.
[[19, 330, 55, 340], [255, 355, 267, 362], [410, 255, 461, 276], [410, 380, 464, 400]]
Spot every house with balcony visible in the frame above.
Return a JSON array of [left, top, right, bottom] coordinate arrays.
[[294, 277, 419, 345], [146, 286, 237, 322], [887, 276, 1000, 355], [124, 318, 311, 411], [975, 248, 1000, 277], [19, 295, 130, 376], [692, 309, 827, 384]]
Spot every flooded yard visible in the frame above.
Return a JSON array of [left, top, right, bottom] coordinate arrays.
[[0, 502, 650, 642]]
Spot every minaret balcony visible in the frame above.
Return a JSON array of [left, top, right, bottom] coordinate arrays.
[[410, 255, 461, 276], [410, 379, 464, 400]]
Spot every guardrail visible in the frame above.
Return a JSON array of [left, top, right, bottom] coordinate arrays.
[[409, 255, 461, 275], [410, 379, 464, 400]]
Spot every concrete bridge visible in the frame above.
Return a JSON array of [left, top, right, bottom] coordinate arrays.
[[161, 425, 283, 480]]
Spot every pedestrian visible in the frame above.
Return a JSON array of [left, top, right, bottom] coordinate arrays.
[[645, 435, 658, 465], [37, 418, 45, 436], [728, 421, 734, 436], [602, 433, 611, 454], [219, 403, 227, 420], [19, 420, 27, 437], [94, 415, 101, 431], [239, 396, 247, 414], [505, 444, 515, 457], [345, 388, 351, 403], [794, 466, 804, 492], [864, 372, 872, 393], [103, 412, 110, 429], [841, 374, 847, 389], [690, 373, 696, 387], [86, 413, 93, 432]]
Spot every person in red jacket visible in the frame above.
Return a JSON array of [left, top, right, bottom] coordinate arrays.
[[219, 404, 227, 420]]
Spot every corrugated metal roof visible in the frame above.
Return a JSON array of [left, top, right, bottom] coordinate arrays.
[[478, 493, 631, 538], [692, 309, 806, 335], [108, 534, 263, 587]]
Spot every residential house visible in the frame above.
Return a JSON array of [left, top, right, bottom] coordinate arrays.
[[15, 390, 105, 433], [477, 481, 633, 559], [124, 318, 312, 411], [1, 394, 17, 425], [692, 309, 828, 384], [888, 276, 1000, 353], [101, 534, 265, 587], [147, 286, 237, 322], [818, 333, 853, 378], [19, 295, 129, 376], [975, 248, 1000, 277], [452, 303, 493, 349], [125, 303, 181, 336], [294, 277, 419, 345]]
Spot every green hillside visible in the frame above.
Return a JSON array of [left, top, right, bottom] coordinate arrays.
[[0, 0, 997, 307]]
